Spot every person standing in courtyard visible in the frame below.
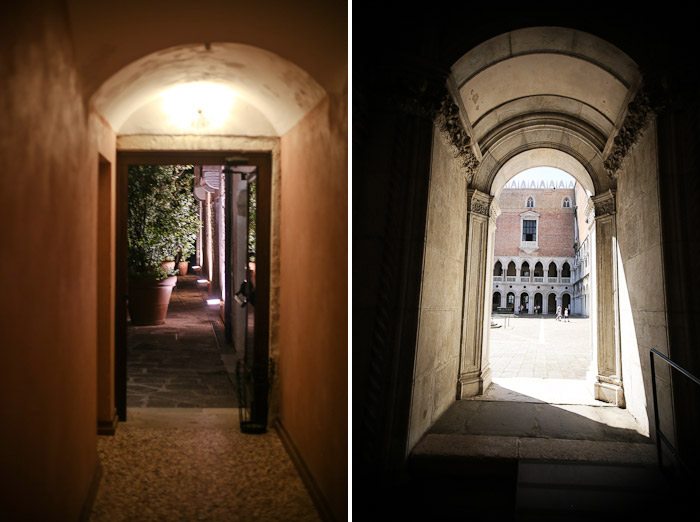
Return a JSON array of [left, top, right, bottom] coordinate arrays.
[[556, 304, 562, 321], [564, 306, 569, 322]]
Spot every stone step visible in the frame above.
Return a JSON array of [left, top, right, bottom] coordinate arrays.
[[516, 461, 677, 519], [412, 433, 657, 467]]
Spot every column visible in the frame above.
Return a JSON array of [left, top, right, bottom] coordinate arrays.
[[458, 189, 494, 398], [592, 190, 625, 406]]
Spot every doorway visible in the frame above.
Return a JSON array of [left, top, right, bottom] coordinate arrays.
[[114, 151, 271, 428], [487, 167, 595, 404]]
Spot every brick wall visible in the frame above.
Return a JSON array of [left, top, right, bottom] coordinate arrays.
[[495, 188, 575, 258]]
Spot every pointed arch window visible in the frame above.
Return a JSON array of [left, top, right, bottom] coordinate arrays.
[[526, 196, 534, 208], [563, 197, 571, 208]]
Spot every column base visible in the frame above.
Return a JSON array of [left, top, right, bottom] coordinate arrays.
[[458, 366, 492, 399], [594, 380, 625, 407], [97, 409, 119, 435]]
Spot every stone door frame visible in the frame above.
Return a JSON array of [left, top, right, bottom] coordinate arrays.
[[457, 172, 624, 407]]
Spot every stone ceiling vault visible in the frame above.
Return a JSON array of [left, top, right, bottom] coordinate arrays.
[[449, 27, 641, 193]]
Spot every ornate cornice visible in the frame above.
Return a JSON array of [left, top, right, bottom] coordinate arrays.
[[604, 86, 654, 179], [467, 189, 492, 218], [435, 94, 480, 184], [592, 190, 616, 218]]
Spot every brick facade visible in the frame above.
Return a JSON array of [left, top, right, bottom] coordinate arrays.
[[494, 188, 576, 258], [492, 183, 587, 316]]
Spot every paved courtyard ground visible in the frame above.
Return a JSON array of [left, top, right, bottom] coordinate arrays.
[[486, 315, 607, 405], [489, 315, 592, 380]]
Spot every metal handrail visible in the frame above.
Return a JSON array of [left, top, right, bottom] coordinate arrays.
[[649, 348, 700, 475]]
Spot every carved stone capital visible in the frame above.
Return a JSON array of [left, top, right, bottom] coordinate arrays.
[[592, 190, 616, 218], [467, 189, 492, 218], [489, 199, 501, 223], [604, 85, 654, 179], [435, 94, 480, 183]]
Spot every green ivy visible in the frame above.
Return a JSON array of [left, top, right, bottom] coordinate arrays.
[[128, 165, 201, 280]]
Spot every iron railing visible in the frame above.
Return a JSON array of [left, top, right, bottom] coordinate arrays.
[[650, 348, 700, 474]]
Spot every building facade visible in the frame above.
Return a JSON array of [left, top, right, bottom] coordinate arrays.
[[492, 178, 591, 316]]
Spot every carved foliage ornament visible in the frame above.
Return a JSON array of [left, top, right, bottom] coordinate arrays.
[[435, 94, 480, 183], [468, 190, 491, 217], [593, 192, 616, 217], [604, 86, 654, 178]]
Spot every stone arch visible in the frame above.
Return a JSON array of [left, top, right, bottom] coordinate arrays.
[[547, 293, 557, 314], [534, 262, 544, 277], [548, 262, 558, 277], [506, 261, 517, 276], [521, 261, 530, 276], [453, 27, 631, 405], [492, 292, 501, 310], [526, 195, 535, 208], [562, 292, 572, 311], [493, 261, 503, 276], [562, 262, 571, 278]]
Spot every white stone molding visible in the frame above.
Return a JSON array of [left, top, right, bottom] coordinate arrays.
[[591, 189, 625, 406], [459, 189, 494, 398]]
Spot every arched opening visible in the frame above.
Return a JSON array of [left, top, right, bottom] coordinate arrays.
[[562, 292, 571, 312], [534, 262, 544, 278], [519, 293, 529, 314], [398, 26, 665, 479], [88, 36, 346, 519], [563, 197, 572, 208], [506, 292, 515, 311], [493, 261, 503, 276], [488, 167, 594, 402], [492, 292, 501, 311], [521, 261, 530, 279], [534, 293, 543, 314], [96, 43, 327, 429], [526, 196, 534, 208], [353, 17, 685, 509], [562, 262, 571, 279]]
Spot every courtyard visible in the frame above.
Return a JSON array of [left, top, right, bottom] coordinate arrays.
[[485, 315, 605, 405]]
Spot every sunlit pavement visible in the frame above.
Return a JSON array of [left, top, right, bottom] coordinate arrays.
[[487, 316, 607, 405]]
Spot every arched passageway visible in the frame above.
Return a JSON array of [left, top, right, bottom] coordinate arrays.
[[354, 9, 694, 514], [492, 292, 501, 311], [402, 26, 669, 459], [3, 2, 347, 520]]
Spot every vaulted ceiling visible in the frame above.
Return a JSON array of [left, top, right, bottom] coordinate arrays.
[[450, 27, 640, 194]]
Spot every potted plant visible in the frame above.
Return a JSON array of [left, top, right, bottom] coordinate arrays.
[[127, 164, 200, 325]]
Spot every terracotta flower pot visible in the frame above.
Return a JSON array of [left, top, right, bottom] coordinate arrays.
[[161, 260, 176, 273], [178, 261, 189, 276], [128, 276, 177, 325]]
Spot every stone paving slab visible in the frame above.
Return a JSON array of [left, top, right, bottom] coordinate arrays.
[[429, 400, 648, 442], [127, 275, 239, 408]]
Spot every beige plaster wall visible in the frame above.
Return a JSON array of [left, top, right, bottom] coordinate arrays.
[[616, 118, 669, 438], [279, 90, 348, 521], [0, 2, 98, 518], [92, 113, 117, 428], [408, 128, 467, 450]]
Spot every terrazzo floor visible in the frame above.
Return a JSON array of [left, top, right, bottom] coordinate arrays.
[[91, 408, 320, 521]]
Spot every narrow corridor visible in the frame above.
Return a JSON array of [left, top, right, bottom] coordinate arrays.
[[93, 275, 320, 520]]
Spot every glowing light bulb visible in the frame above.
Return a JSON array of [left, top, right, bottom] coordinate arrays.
[[161, 82, 235, 130]]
